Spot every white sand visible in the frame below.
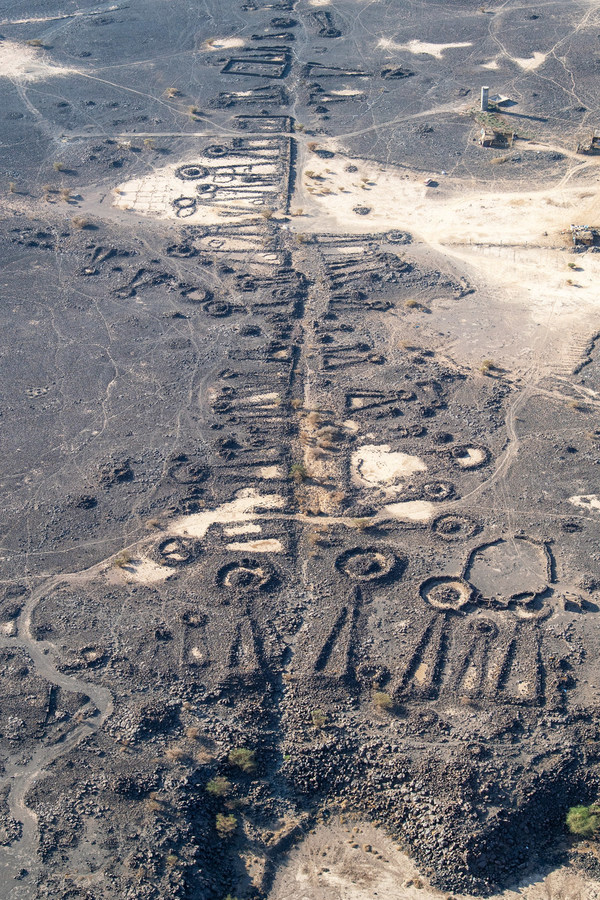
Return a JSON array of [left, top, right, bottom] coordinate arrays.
[[514, 52, 547, 70], [226, 539, 283, 552], [0, 40, 75, 82], [352, 445, 426, 487], [297, 152, 600, 332], [115, 557, 172, 584], [259, 465, 284, 479], [385, 500, 435, 522], [172, 489, 285, 538], [204, 37, 246, 50], [456, 448, 486, 468], [224, 523, 262, 536], [268, 820, 600, 900], [114, 151, 284, 224], [378, 38, 472, 59], [569, 494, 600, 512]]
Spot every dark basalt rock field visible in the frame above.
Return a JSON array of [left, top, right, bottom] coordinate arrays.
[[1, 0, 600, 898]]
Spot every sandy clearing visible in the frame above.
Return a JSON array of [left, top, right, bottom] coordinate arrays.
[[241, 393, 280, 405], [456, 448, 486, 468], [226, 538, 283, 552], [569, 494, 600, 512], [113, 153, 283, 224], [378, 38, 472, 59], [204, 37, 246, 50], [385, 500, 435, 522], [0, 5, 120, 25], [268, 820, 600, 900], [171, 489, 285, 538], [259, 465, 284, 479], [352, 445, 426, 487], [513, 52, 547, 70], [224, 523, 262, 536], [0, 40, 76, 82], [114, 557, 172, 584], [297, 151, 600, 332]]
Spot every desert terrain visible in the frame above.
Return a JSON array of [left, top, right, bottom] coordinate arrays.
[[1, 0, 600, 898]]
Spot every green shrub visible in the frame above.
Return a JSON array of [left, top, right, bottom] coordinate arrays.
[[206, 776, 232, 797], [215, 813, 237, 838], [228, 748, 256, 774], [566, 804, 600, 837], [373, 691, 393, 711], [311, 709, 327, 729], [289, 463, 308, 484]]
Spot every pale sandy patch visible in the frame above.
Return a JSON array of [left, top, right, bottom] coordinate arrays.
[[0, 40, 76, 82], [244, 393, 280, 404], [482, 60, 499, 70], [569, 494, 600, 512], [268, 820, 600, 900], [226, 539, 283, 552], [297, 151, 600, 333], [343, 420, 359, 432], [0, 621, 17, 636], [116, 557, 172, 584], [259, 465, 283, 479], [224, 523, 262, 536], [232, 392, 281, 410], [330, 89, 364, 96], [172, 489, 285, 538], [352, 445, 426, 487], [378, 37, 472, 59], [385, 500, 435, 522], [113, 151, 283, 224], [456, 448, 486, 468], [204, 37, 246, 50], [513, 52, 546, 70]]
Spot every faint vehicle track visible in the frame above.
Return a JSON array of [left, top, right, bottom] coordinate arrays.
[[0, 576, 113, 898]]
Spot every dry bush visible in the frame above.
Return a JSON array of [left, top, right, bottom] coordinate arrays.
[[216, 813, 238, 838], [228, 747, 256, 774], [114, 551, 132, 568], [311, 709, 327, 728], [71, 216, 91, 229], [289, 463, 308, 484], [206, 776, 232, 797], [165, 746, 186, 762], [373, 691, 393, 711], [306, 447, 326, 463], [351, 518, 371, 532]]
